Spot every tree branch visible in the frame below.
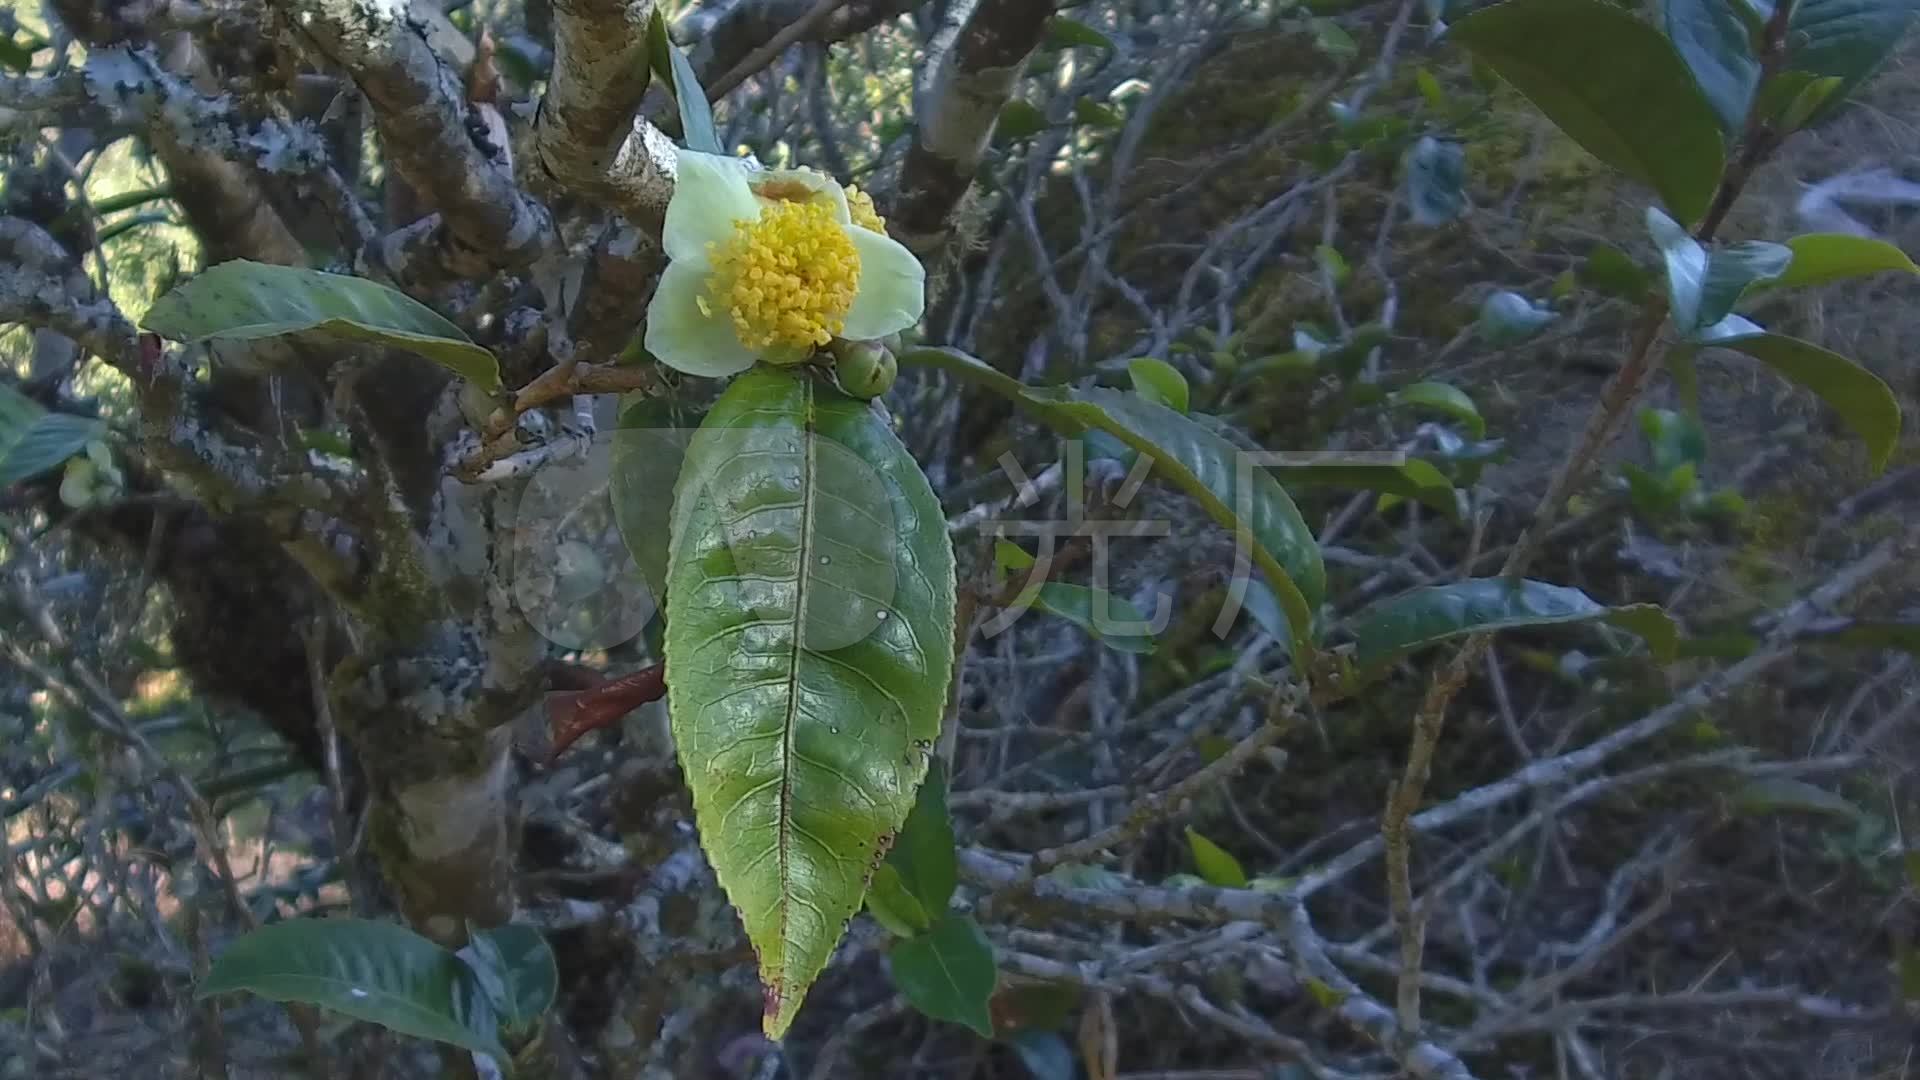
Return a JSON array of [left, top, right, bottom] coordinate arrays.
[[534, 0, 678, 227]]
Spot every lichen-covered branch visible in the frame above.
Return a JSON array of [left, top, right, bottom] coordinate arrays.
[[534, 0, 677, 226], [285, 0, 554, 273]]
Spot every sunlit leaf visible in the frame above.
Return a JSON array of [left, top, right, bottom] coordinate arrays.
[[1184, 827, 1249, 888], [1127, 357, 1190, 413], [666, 370, 956, 1038], [143, 261, 502, 392], [648, 8, 719, 152]]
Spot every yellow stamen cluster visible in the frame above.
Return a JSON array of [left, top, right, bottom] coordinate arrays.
[[705, 199, 861, 354], [846, 185, 886, 234]]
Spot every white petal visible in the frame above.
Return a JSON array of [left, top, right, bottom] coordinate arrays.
[[842, 226, 926, 341], [644, 259, 757, 377], [664, 149, 761, 262], [752, 166, 851, 222]]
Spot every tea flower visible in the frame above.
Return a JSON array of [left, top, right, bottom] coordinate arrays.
[[644, 148, 926, 377]]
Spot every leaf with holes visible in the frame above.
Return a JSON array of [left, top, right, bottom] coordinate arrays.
[[1349, 579, 1679, 670], [1454, 0, 1724, 223], [666, 369, 956, 1039], [143, 261, 502, 392], [200, 918, 503, 1061], [889, 914, 997, 1037]]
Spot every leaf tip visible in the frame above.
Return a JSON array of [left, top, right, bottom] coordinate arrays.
[[761, 977, 799, 1040]]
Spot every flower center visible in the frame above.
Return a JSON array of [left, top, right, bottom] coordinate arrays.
[[846, 185, 887, 234], [705, 198, 860, 354]]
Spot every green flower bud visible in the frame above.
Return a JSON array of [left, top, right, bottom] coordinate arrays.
[[829, 340, 897, 399]]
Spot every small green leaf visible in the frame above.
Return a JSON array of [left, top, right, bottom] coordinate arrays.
[[1315, 244, 1350, 286], [0, 386, 106, 490], [1453, 0, 1724, 223], [1127, 357, 1190, 413], [995, 539, 1037, 572], [1025, 582, 1158, 654], [1416, 67, 1449, 110], [1404, 135, 1467, 226], [1802, 619, 1920, 655], [866, 864, 933, 937], [1697, 240, 1793, 329], [462, 924, 557, 1031], [1639, 407, 1707, 474], [200, 918, 503, 1061], [648, 9, 720, 153], [1047, 16, 1116, 50], [890, 915, 997, 1037], [1304, 977, 1346, 1010], [1073, 98, 1123, 128], [1350, 579, 1679, 670], [886, 759, 957, 918], [1665, 0, 1761, 133], [1271, 458, 1461, 520], [1693, 332, 1900, 471], [997, 100, 1049, 140], [1763, 233, 1920, 291], [1581, 242, 1654, 299], [899, 349, 1324, 657], [143, 261, 502, 392], [1732, 777, 1864, 820], [1766, 72, 1846, 131], [1646, 206, 1709, 332], [1309, 17, 1359, 57], [1184, 827, 1249, 888], [1477, 290, 1555, 344], [1390, 380, 1485, 438], [1786, 0, 1918, 125]]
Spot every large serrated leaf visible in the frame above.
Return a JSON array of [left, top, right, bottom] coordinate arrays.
[[898, 348, 1323, 656], [666, 369, 955, 1039], [1453, 0, 1725, 224], [0, 385, 105, 489], [1349, 578, 1679, 670], [142, 261, 502, 392], [200, 918, 503, 1061]]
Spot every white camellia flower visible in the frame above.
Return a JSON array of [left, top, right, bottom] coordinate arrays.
[[644, 148, 926, 377]]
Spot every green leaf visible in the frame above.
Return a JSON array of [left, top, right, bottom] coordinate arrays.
[[1271, 458, 1460, 520], [1007, 1031, 1076, 1080], [1803, 619, 1920, 655], [1073, 98, 1123, 129], [1315, 244, 1350, 286], [1693, 332, 1899, 471], [665, 369, 956, 1039], [0, 33, 40, 73], [1453, 0, 1724, 224], [997, 100, 1049, 140], [143, 261, 502, 392], [995, 539, 1037, 572], [1390, 380, 1485, 438], [865, 864, 933, 937], [889, 915, 997, 1037], [1309, 17, 1359, 57], [1184, 827, 1249, 887], [611, 394, 703, 601], [884, 758, 957, 919], [1664, 0, 1761, 133], [199, 918, 503, 1061], [461, 924, 557, 1031], [1404, 135, 1467, 226], [1477, 290, 1554, 344], [1639, 407, 1708, 474], [1786, 0, 1919, 124], [1581, 242, 1654, 299], [1697, 240, 1792, 328], [1126, 357, 1190, 413], [648, 9, 720, 153], [1047, 16, 1116, 50], [1416, 67, 1449, 110], [1763, 233, 1920, 291], [1349, 579, 1680, 670], [0, 386, 106, 490], [1646, 206, 1710, 331], [1026, 582, 1159, 654], [1732, 777, 1864, 820], [899, 348, 1323, 657]]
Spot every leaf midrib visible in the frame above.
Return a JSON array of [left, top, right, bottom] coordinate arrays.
[[774, 378, 819, 996]]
